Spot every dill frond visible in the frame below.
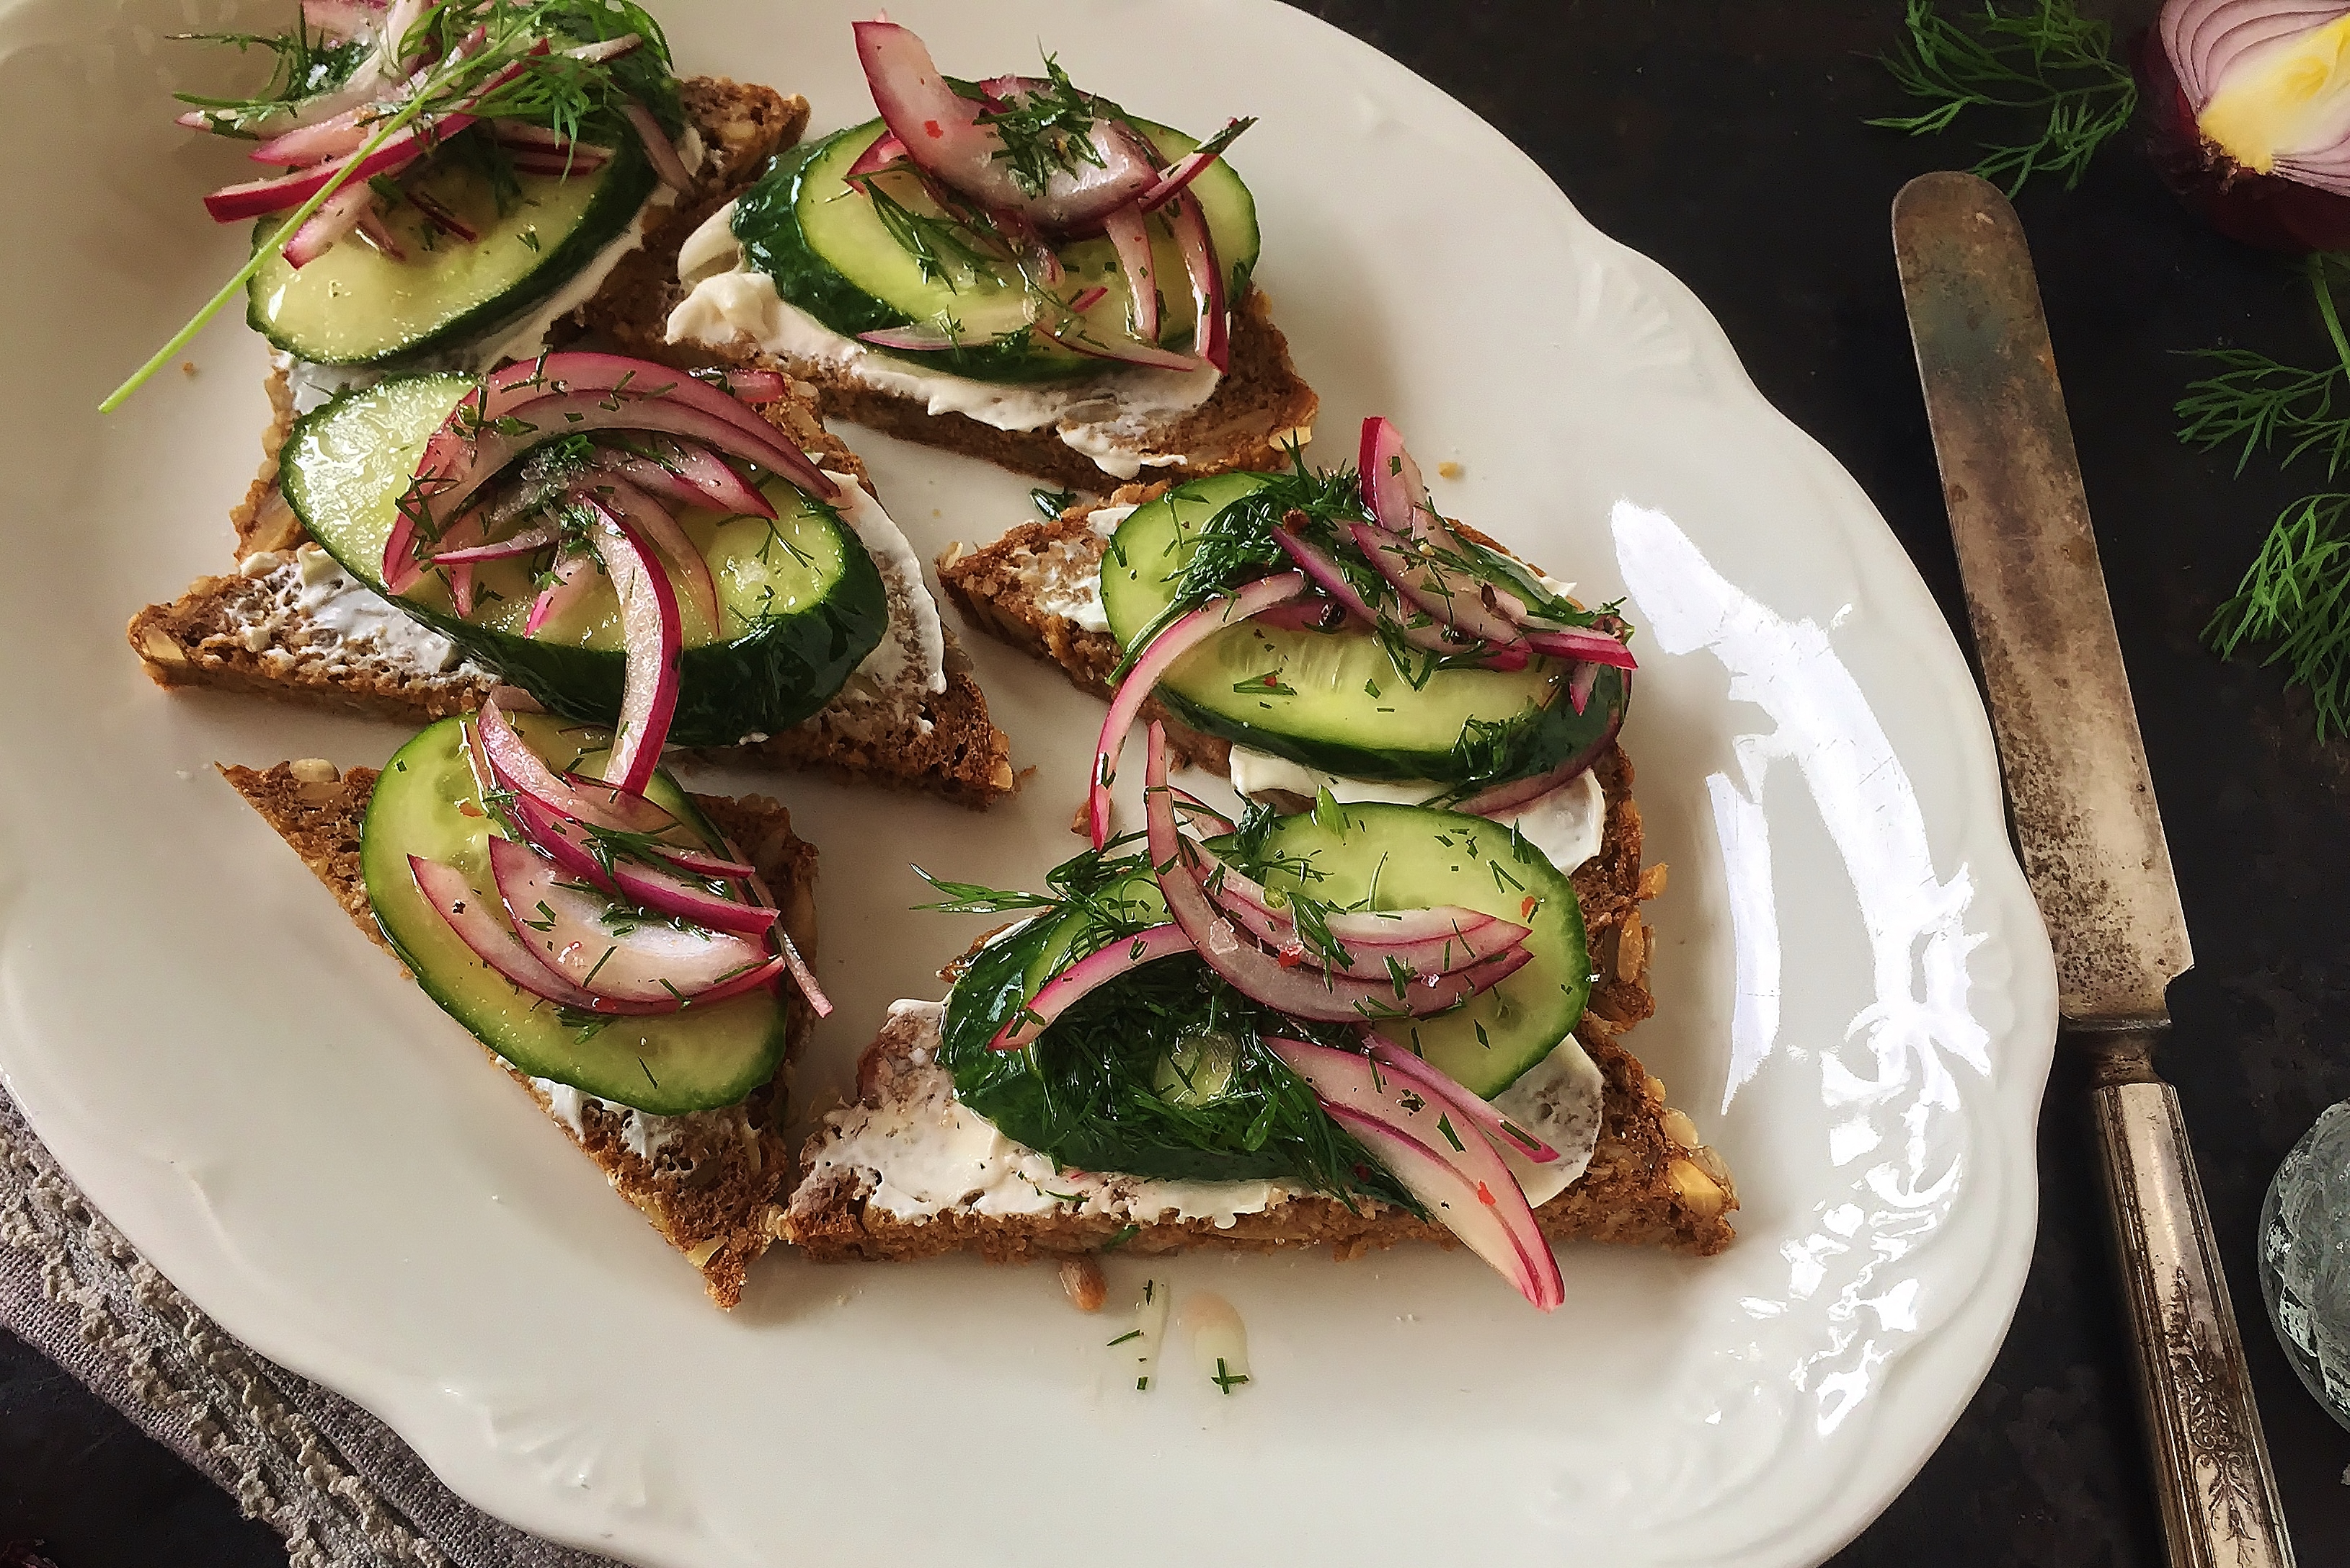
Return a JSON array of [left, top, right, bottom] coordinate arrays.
[[1868, 0, 2137, 195], [2178, 254, 2350, 479], [2207, 492, 2350, 741]]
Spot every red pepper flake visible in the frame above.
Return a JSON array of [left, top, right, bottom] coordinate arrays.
[[1477, 1182, 1496, 1207], [1520, 895, 1538, 921], [457, 800, 484, 818], [1277, 943, 1306, 969], [923, 119, 944, 138]]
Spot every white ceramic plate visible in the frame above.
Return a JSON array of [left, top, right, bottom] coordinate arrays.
[[0, 1, 2057, 1564]]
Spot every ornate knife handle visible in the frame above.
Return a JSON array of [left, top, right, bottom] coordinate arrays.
[[2087, 1026, 2295, 1568]]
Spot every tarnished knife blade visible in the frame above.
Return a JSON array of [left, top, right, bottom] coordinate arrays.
[[1894, 172, 2293, 1568], [1890, 174, 2190, 1026]]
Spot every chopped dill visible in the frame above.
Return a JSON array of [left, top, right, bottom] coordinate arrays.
[[1867, 0, 2136, 195]]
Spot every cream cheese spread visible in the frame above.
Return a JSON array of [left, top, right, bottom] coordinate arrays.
[[1027, 502, 1135, 634], [1226, 748, 1610, 874], [806, 1001, 1307, 1228], [531, 1076, 691, 1161], [817, 469, 949, 739], [234, 542, 477, 676], [666, 203, 1221, 480], [812, 998, 1608, 1224]]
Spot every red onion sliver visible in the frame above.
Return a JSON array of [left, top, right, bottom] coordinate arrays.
[[1360, 1035, 1561, 1163], [487, 838, 776, 1004], [990, 922, 1194, 1050], [582, 503, 682, 797], [1101, 201, 1160, 342], [409, 854, 663, 1014], [1269, 523, 1526, 670], [430, 521, 557, 565], [1448, 691, 1626, 817], [622, 100, 695, 192], [845, 129, 910, 178], [475, 696, 680, 834], [510, 795, 779, 938], [1143, 724, 1529, 1021], [1136, 119, 1253, 212], [282, 178, 383, 267], [525, 550, 595, 634], [1268, 1035, 1559, 1308], [1187, 840, 1524, 980], [1166, 189, 1228, 372], [1089, 571, 1306, 848], [575, 474, 719, 639]]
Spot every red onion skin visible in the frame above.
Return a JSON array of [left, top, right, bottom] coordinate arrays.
[[2139, 25, 2350, 252]]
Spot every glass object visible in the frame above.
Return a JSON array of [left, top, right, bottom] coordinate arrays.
[[2261, 1099, 2350, 1432]]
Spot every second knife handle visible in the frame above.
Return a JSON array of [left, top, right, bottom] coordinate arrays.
[[2092, 1050, 2295, 1568]]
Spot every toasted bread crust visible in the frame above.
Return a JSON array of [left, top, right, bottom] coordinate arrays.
[[219, 760, 819, 1308], [781, 748, 1733, 1266]]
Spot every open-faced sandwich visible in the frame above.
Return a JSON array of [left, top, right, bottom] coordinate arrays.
[[786, 421, 1734, 1304], [225, 702, 820, 1308], [123, 3, 1015, 803], [644, 19, 1320, 489]]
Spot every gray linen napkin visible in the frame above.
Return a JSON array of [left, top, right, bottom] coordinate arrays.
[[0, 1084, 614, 1568]]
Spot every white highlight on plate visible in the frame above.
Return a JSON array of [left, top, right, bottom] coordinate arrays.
[[1612, 499, 1995, 1460]]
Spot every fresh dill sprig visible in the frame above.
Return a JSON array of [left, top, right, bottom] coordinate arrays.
[[855, 175, 1006, 290], [2206, 492, 2350, 740], [105, 1, 677, 412], [1868, 0, 2137, 195], [2178, 254, 2350, 478], [963, 55, 1109, 198]]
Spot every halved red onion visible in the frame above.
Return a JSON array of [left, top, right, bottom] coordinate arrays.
[[525, 550, 596, 634], [487, 837, 777, 1004], [1144, 723, 1529, 1021], [1165, 190, 1229, 372], [1136, 118, 1255, 212], [1186, 840, 1526, 980], [510, 795, 779, 938], [1449, 690, 1626, 817], [622, 101, 695, 192], [989, 922, 1194, 1050], [1360, 1034, 1561, 1163], [1270, 523, 1527, 670], [1101, 205, 1158, 345], [2147, 0, 2350, 249], [575, 474, 719, 638], [1267, 1035, 1560, 1308], [1089, 571, 1306, 848], [474, 696, 680, 835], [853, 20, 1156, 231], [581, 503, 682, 797]]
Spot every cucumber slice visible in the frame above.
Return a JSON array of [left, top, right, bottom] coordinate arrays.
[[361, 714, 789, 1113], [1099, 476, 1630, 783], [732, 120, 1260, 384], [283, 374, 889, 745], [1238, 801, 1589, 1097], [249, 133, 657, 367]]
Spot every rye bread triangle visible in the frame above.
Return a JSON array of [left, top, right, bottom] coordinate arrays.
[[777, 486, 1738, 1270], [127, 79, 1019, 807], [220, 757, 817, 1308]]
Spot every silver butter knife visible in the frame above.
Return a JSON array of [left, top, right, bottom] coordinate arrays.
[[1892, 170, 2295, 1568]]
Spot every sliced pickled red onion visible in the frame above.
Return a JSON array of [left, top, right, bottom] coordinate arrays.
[[1101, 202, 1160, 342], [593, 437, 775, 519], [1143, 723, 1529, 1022], [1358, 1033, 1561, 1163], [853, 19, 1156, 231], [509, 794, 777, 938], [1448, 694, 1626, 817], [989, 923, 1194, 1050], [473, 696, 678, 833], [1165, 189, 1228, 373], [524, 550, 595, 634], [1186, 840, 1526, 980], [572, 473, 719, 638], [580, 502, 681, 798], [1089, 570, 1306, 848], [1269, 520, 1527, 670], [486, 837, 776, 1004], [1266, 1035, 1561, 1309], [622, 100, 694, 191]]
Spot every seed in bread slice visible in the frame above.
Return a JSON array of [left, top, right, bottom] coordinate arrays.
[[220, 758, 817, 1308], [780, 746, 1735, 1267]]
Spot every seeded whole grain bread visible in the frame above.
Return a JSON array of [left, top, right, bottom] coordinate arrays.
[[584, 168, 1321, 495], [782, 747, 1734, 1264], [221, 758, 817, 1308], [126, 81, 1017, 807]]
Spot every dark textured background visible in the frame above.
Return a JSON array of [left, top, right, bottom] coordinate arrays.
[[10, 1, 2350, 1562]]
